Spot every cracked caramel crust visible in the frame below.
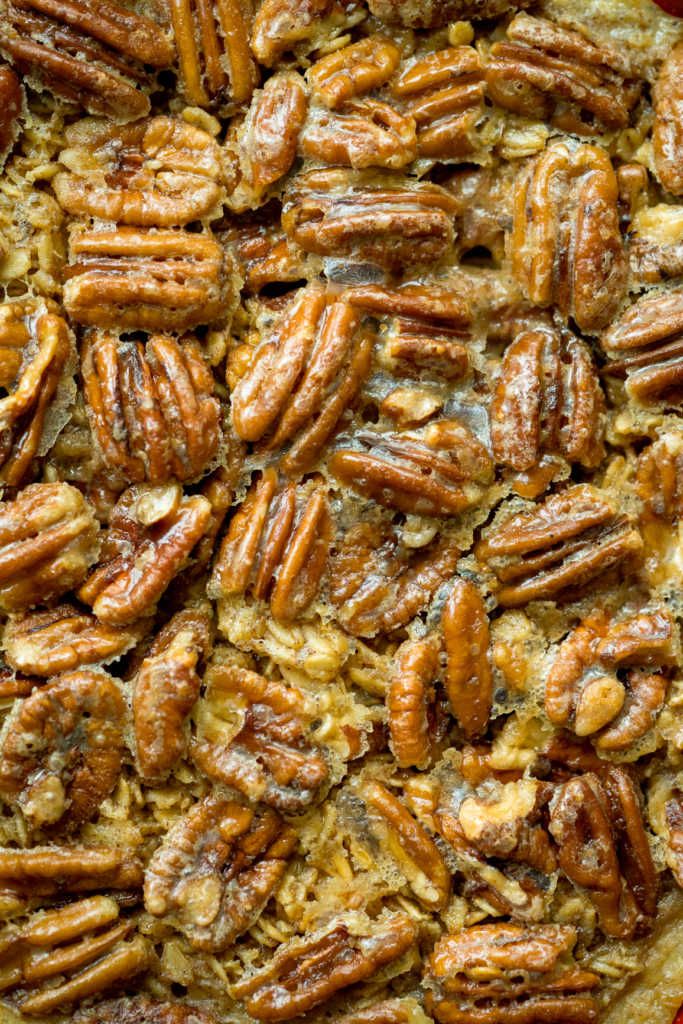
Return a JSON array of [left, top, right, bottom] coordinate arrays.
[[0, 1, 681, 1023]]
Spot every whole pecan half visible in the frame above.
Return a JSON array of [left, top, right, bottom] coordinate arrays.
[[210, 470, 332, 621], [653, 41, 683, 196], [486, 13, 639, 134], [232, 914, 417, 1020], [0, 669, 125, 831], [307, 35, 400, 109], [442, 578, 493, 739], [191, 662, 329, 812], [601, 289, 683, 404], [510, 142, 627, 333], [0, 844, 143, 896], [425, 922, 599, 1023], [238, 72, 307, 200], [82, 331, 220, 485], [476, 484, 643, 607], [388, 633, 441, 767], [144, 794, 295, 950], [0, 0, 173, 121], [0, 482, 99, 612]]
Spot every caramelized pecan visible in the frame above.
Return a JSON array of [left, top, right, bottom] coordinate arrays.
[[665, 788, 683, 887], [486, 13, 639, 134], [425, 923, 599, 1024], [133, 607, 212, 783], [0, 845, 143, 896], [653, 42, 683, 196], [601, 289, 683, 404], [223, 213, 309, 293], [78, 484, 211, 625], [232, 914, 417, 1020], [82, 331, 220, 485], [491, 326, 605, 473], [0, 670, 125, 831], [300, 98, 417, 171], [442, 578, 492, 739], [392, 47, 485, 160], [0, 482, 99, 612], [252, 0, 363, 67], [307, 35, 400, 109], [210, 470, 331, 621], [145, 795, 295, 950], [239, 72, 307, 198], [191, 663, 329, 812], [338, 999, 430, 1024], [476, 484, 643, 607], [636, 432, 683, 522], [510, 142, 627, 332], [0, 0, 173, 121], [63, 227, 231, 331], [388, 634, 440, 768]]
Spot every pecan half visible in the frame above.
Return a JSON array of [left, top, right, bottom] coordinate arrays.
[[300, 98, 417, 171], [133, 608, 212, 783], [0, 670, 125, 831], [476, 484, 643, 607], [77, 484, 212, 625], [549, 767, 658, 939], [239, 72, 307, 198], [232, 914, 417, 1020], [491, 326, 605, 473], [0, 845, 143, 896], [392, 47, 485, 160], [307, 35, 400, 109], [282, 169, 459, 269], [388, 634, 440, 768], [0, 0, 173, 121], [191, 663, 329, 812], [63, 227, 231, 331], [486, 13, 639, 134], [210, 470, 331, 621], [0, 482, 99, 612], [54, 116, 228, 227], [636, 432, 683, 523], [3, 603, 146, 677], [82, 331, 220, 485], [0, 301, 75, 487], [653, 42, 683, 196], [510, 142, 627, 333], [425, 923, 599, 1024], [145, 794, 295, 950], [330, 419, 493, 517], [546, 607, 674, 748], [231, 286, 371, 474], [601, 289, 683, 404], [442, 578, 492, 739], [169, 0, 258, 109]]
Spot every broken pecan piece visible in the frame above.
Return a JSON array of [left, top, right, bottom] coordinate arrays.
[[252, 0, 365, 68], [210, 470, 331, 621], [300, 98, 417, 171], [510, 142, 627, 333], [601, 289, 683, 404], [233, 914, 417, 1020], [0, 845, 143, 896], [0, 482, 99, 612], [653, 41, 683, 196], [636, 432, 683, 522], [192, 662, 329, 812], [425, 923, 599, 1024], [223, 213, 309, 293], [665, 788, 683, 888], [442, 578, 492, 739], [0, 669, 125, 831], [338, 998, 431, 1024], [82, 331, 220, 485], [476, 484, 643, 607], [144, 794, 295, 950]]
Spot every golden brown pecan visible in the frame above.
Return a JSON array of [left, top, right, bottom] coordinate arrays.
[[191, 663, 329, 812], [550, 768, 658, 939], [210, 470, 331, 621], [223, 213, 309, 293], [3, 603, 146, 677], [330, 520, 459, 636], [77, 484, 211, 625], [442, 578, 492, 739], [636, 432, 683, 523], [233, 914, 417, 1020], [0, 65, 21, 164], [545, 607, 674, 748], [601, 289, 683, 404], [53, 116, 229, 227], [252, 0, 365, 67], [75, 997, 217, 1024], [0, 0, 173, 121], [510, 143, 627, 333], [0, 670, 125, 831], [169, 0, 258, 109], [330, 419, 493, 517], [0, 301, 76, 487], [0, 895, 151, 1015], [144, 794, 295, 950], [338, 999, 431, 1024], [486, 13, 639, 134], [63, 227, 232, 331], [238, 72, 307, 199], [300, 98, 417, 171], [653, 42, 683, 196], [665, 788, 683, 887], [0, 482, 99, 612], [391, 47, 485, 160], [231, 287, 371, 474], [476, 484, 643, 608], [491, 326, 605, 473], [361, 780, 451, 910], [367, 0, 529, 28], [425, 923, 599, 1024], [0, 845, 143, 896], [307, 35, 400, 109], [133, 607, 212, 783], [177, 465, 240, 587], [82, 331, 220, 485], [388, 634, 440, 768], [282, 169, 459, 270]]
